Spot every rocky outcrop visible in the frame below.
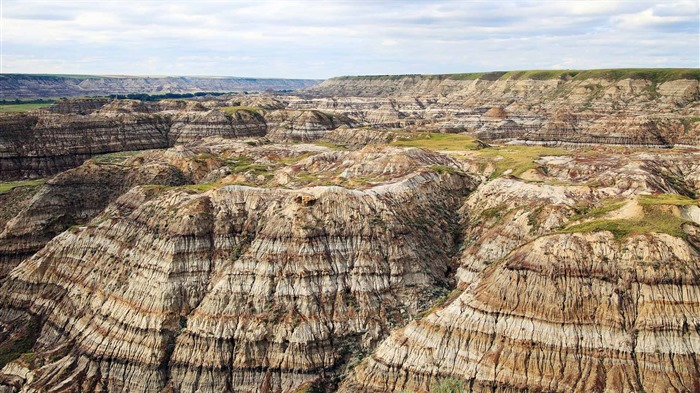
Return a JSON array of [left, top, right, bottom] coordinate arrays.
[[169, 109, 267, 144], [1, 70, 700, 393], [0, 112, 171, 180], [1, 74, 320, 100], [296, 70, 700, 147], [0, 102, 352, 181], [331, 146, 700, 393], [340, 230, 700, 393], [47, 98, 110, 115], [5, 69, 700, 181], [264, 110, 354, 142], [0, 158, 189, 278], [321, 127, 398, 148], [0, 165, 477, 392]]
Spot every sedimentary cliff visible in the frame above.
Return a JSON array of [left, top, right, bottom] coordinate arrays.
[[1, 69, 700, 393], [1, 134, 699, 392], [0, 141, 478, 392], [0, 74, 320, 100], [296, 69, 700, 146], [0, 111, 171, 180], [4, 69, 700, 181], [0, 98, 345, 181]]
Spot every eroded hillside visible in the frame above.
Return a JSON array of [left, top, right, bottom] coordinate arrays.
[[0, 69, 699, 393]]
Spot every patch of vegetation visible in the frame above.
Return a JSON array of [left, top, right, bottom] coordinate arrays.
[[0, 102, 52, 112], [390, 133, 480, 151], [220, 106, 262, 115], [474, 145, 568, 178], [183, 183, 220, 192], [19, 352, 36, 365], [429, 165, 460, 175], [638, 194, 699, 206], [502, 70, 580, 80], [0, 179, 46, 194], [431, 377, 465, 393], [431, 71, 507, 81], [334, 68, 699, 83], [92, 150, 143, 165], [572, 68, 700, 83], [644, 80, 660, 99], [479, 205, 505, 222], [278, 152, 313, 165], [293, 170, 323, 185], [563, 205, 690, 240], [225, 156, 273, 177], [109, 91, 231, 101], [570, 198, 627, 221], [310, 141, 346, 149], [680, 117, 700, 133], [527, 205, 546, 231]]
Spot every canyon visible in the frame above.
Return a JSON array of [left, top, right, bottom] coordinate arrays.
[[0, 69, 699, 393]]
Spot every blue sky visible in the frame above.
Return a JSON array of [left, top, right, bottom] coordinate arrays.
[[2, 0, 698, 79]]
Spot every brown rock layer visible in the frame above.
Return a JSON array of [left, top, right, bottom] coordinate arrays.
[[0, 162, 477, 392], [340, 231, 700, 393]]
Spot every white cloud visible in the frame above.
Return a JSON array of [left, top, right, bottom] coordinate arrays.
[[1, 0, 697, 78]]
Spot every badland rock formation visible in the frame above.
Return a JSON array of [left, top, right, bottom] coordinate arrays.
[[0, 69, 699, 392], [0, 75, 320, 100]]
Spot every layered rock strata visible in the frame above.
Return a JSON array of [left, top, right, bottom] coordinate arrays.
[[0, 103, 349, 181], [340, 230, 700, 393], [0, 167, 476, 392], [295, 71, 700, 146], [0, 112, 170, 180], [0, 70, 699, 393], [1, 74, 320, 100], [336, 148, 700, 393]]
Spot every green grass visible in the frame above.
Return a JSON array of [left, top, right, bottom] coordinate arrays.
[[183, 183, 220, 192], [571, 198, 627, 221], [431, 377, 465, 393], [310, 141, 346, 149], [335, 68, 699, 83], [563, 205, 690, 240], [390, 133, 480, 151], [225, 156, 273, 176], [219, 106, 261, 115], [92, 150, 144, 165], [429, 165, 460, 175], [0, 103, 52, 112], [389, 133, 566, 179], [572, 68, 700, 83], [638, 194, 699, 206], [474, 145, 568, 178], [503, 70, 580, 80], [426, 71, 507, 81], [0, 179, 46, 194]]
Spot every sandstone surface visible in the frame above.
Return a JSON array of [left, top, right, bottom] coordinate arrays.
[[1, 69, 700, 393]]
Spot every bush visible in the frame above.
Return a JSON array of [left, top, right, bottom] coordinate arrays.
[[431, 377, 465, 393]]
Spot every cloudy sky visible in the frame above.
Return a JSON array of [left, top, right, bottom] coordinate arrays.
[[2, 0, 698, 79]]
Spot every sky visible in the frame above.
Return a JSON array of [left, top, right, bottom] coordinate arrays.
[[1, 0, 698, 79]]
